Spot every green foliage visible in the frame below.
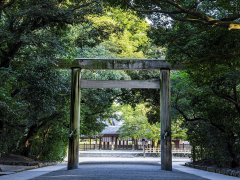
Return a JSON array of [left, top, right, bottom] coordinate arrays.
[[89, 7, 151, 58], [161, 24, 240, 80], [0, 8, 133, 160], [117, 104, 160, 141], [171, 119, 187, 140], [0, 0, 102, 68], [118, 102, 186, 143], [171, 71, 240, 167], [104, 0, 240, 29]]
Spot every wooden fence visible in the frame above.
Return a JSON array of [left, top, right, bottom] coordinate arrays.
[[146, 144, 191, 153]]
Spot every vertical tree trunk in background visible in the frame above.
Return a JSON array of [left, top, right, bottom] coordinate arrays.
[[94, 139, 97, 150], [132, 137, 134, 150], [136, 139, 138, 150], [160, 69, 172, 171], [227, 135, 238, 168], [99, 138, 102, 150], [21, 124, 37, 157], [68, 68, 81, 170], [192, 145, 196, 163], [90, 138, 91, 150], [36, 126, 51, 159], [0, 120, 3, 144]]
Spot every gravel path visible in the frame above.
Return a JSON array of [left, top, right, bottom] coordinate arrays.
[[31, 161, 208, 180]]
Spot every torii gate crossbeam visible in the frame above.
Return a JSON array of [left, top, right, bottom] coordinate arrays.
[[55, 58, 184, 171]]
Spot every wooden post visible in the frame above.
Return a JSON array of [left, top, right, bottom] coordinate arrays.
[[0, 120, 3, 157], [111, 136, 114, 150], [68, 68, 81, 170], [136, 139, 138, 150], [90, 138, 91, 150], [94, 139, 97, 150], [115, 137, 118, 150], [160, 69, 172, 171], [132, 137, 134, 150], [192, 144, 196, 162]]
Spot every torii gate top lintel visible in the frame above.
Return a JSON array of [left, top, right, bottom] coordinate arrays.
[[55, 58, 184, 70]]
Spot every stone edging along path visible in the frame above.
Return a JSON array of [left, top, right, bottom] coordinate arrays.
[[185, 162, 240, 178], [14, 162, 63, 173], [0, 161, 63, 173]]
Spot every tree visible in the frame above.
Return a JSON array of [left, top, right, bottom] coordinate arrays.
[[150, 22, 240, 74], [88, 7, 151, 58], [105, 0, 240, 69], [1, 2, 137, 160], [0, 21, 133, 159], [0, 0, 102, 68], [118, 102, 186, 146], [117, 103, 160, 143], [171, 71, 240, 167], [105, 0, 240, 30]]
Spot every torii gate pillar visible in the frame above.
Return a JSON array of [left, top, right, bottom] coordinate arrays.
[[68, 67, 81, 170], [160, 69, 172, 171]]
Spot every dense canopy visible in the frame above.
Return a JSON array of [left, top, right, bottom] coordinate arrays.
[[0, 0, 240, 169]]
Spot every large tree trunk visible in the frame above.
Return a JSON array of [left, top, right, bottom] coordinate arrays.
[[0, 120, 3, 156], [0, 120, 3, 134], [226, 135, 238, 168], [1, 57, 11, 68], [21, 113, 60, 157], [1, 41, 23, 68], [21, 124, 37, 157], [36, 126, 51, 159], [21, 139, 32, 157]]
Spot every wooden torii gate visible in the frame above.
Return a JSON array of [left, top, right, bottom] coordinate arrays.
[[55, 58, 184, 171]]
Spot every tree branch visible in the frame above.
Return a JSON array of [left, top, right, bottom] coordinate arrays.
[[123, 0, 240, 28], [233, 85, 240, 114], [212, 87, 238, 105], [124, 0, 183, 14], [184, 44, 240, 64], [167, 26, 217, 41], [174, 93, 226, 132]]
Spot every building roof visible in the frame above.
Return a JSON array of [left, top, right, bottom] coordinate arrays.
[[101, 119, 123, 134]]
